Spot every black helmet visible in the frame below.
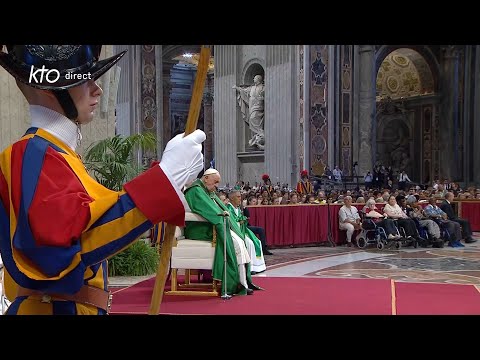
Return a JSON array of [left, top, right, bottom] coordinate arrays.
[[0, 45, 126, 120], [0, 45, 126, 90]]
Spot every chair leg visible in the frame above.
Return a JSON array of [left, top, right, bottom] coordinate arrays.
[[171, 268, 178, 292], [185, 269, 191, 285]]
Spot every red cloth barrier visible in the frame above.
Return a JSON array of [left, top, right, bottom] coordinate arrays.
[[248, 204, 367, 246], [458, 202, 480, 231], [247, 205, 330, 246], [247, 201, 480, 247]]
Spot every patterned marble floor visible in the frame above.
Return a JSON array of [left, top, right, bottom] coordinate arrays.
[[258, 232, 480, 286], [107, 232, 480, 289]]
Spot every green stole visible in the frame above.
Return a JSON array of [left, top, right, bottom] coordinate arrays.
[[227, 203, 262, 257]]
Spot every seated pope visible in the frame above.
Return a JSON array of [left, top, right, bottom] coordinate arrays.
[[183, 169, 261, 296]]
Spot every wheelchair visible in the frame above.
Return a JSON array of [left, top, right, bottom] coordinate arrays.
[[431, 218, 453, 246], [411, 218, 444, 248], [355, 213, 389, 250]]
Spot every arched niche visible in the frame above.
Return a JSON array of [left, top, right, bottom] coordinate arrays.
[[243, 62, 265, 85], [374, 46, 439, 183], [238, 61, 265, 152], [376, 110, 414, 176]]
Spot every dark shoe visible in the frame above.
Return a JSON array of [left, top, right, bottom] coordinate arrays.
[[248, 282, 263, 291], [465, 237, 477, 243], [251, 271, 257, 275], [432, 239, 444, 248], [246, 288, 254, 295], [263, 249, 274, 255]]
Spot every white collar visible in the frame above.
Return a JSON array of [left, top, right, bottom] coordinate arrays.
[[30, 105, 81, 151]]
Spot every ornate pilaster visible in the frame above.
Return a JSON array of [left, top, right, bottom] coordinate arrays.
[[309, 45, 329, 177], [140, 45, 158, 166], [340, 45, 353, 176], [299, 45, 306, 173], [162, 63, 173, 149]]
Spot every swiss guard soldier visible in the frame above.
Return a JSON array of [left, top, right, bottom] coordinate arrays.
[[0, 45, 205, 314]]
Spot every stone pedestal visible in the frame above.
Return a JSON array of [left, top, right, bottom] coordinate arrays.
[[237, 152, 265, 186]]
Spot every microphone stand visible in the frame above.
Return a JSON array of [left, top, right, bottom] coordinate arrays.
[[217, 211, 232, 300], [326, 199, 336, 247]]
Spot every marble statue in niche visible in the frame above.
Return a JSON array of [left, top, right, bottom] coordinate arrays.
[[233, 74, 265, 151]]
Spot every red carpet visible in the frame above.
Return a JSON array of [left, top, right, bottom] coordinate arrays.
[[394, 282, 480, 315], [110, 276, 393, 315]]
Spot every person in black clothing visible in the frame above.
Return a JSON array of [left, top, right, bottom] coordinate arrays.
[[440, 192, 476, 243], [243, 206, 273, 255]]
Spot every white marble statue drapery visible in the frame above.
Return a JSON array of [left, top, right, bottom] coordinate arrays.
[[233, 74, 265, 150]]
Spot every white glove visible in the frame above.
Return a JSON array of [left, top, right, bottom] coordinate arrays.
[[159, 129, 206, 191]]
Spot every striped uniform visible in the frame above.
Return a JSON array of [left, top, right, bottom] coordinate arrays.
[[0, 128, 184, 314], [296, 180, 313, 195]]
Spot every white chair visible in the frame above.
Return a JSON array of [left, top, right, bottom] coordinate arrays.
[[165, 212, 219, 296]]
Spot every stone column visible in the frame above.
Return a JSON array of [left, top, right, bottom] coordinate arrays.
[[357, 45, 375, 176], [265, 45, 297, 186], [473, 45, 480, 185], [463, 46, 472, 183], [213, 45, 237, 184], [439, 46, 459, 181], [203, 91, 214, 169]]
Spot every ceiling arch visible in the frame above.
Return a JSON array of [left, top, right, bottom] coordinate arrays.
[[376, 48, 435, 100]]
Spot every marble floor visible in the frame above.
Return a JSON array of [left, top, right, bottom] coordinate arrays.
[[106, 232, 480, 290], [257, 232, 480, 288], [3, 234, 479, 315]]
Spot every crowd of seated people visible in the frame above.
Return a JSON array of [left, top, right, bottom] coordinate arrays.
[[213, 170, 479, 249], [218, 179, 480, 210]]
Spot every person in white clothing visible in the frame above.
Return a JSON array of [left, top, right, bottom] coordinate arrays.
[[227, 190, 266, 274], [333, 166, 343, 183], [338, 196, 362, 247], [398, 170, 412, 191]]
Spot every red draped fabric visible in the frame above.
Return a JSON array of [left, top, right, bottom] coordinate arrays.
[[248, 204, 369, 246], [458, 202, 480, 231], [247, 205, 330, 246]]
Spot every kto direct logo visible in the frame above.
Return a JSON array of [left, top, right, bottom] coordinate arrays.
[[29, 65, 92, 84]]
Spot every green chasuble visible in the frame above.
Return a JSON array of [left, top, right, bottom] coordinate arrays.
[[227, 203, 262, 257], [184, 179, 253, 295]]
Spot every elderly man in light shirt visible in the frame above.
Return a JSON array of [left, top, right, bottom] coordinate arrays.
[[338, 196, 362, 247]]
